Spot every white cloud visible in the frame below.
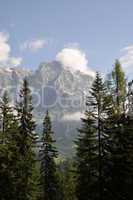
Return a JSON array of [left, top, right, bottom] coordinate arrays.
[[21, 39, 46, 52], [0, 32, 22, 67], [120, 45, 133, 74], [0, 32, 10, 62], [64, 42, 80, 49], [61, 111, 84, 121], [9, 57, 22, 67], [56, 47, 95, 77]]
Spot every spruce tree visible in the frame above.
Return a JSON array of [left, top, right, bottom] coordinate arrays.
[[62, 160, 76, 200], [104, 61, 133, 199], [15, 78, 37, 200], [122, 114, 133, 200], [58, 159, 76, 200], [40, 111, 59, 200], [75, 72, 110, 200], [75, 114, 97, 200], [0, 91, 19, 199], [105, 112, 133, 200]]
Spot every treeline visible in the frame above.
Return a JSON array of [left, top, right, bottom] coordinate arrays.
[[0, 60, 133, 200]]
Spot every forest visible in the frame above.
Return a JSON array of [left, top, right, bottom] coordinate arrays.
[[0, 60, 133, 200]]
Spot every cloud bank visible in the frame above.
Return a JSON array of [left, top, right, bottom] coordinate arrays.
[[21, 39, 46, 52], [0, 32, 10, 62], [0, 32, 22, 66], [120, 45, 133, 74], [10, 57, 23, 67], [56, 47, 95, 77], [61, 111, 84, 121]]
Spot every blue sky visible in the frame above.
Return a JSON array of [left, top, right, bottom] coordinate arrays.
[[0, 0, 133, 75]]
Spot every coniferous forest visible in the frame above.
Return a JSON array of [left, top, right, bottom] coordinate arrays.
[[1, 60, 133, 200]]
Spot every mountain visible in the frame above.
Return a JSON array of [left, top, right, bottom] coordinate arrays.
[[0, 61, 94, 156]]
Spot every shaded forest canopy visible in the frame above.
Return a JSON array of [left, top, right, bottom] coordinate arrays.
[[0, 60, 133, 199]]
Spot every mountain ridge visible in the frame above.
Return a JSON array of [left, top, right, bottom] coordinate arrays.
[[0, 61, 94, 155]]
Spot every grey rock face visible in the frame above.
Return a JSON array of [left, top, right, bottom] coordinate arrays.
[[0, 62, 94, 156]]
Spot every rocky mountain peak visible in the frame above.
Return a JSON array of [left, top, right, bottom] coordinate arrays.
[[0, 61, 95, 155]]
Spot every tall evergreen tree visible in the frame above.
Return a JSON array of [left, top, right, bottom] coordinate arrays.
[[75, 72, 110, 200], [0, 91, 19, 199], [15, 78, 37, 200], [58, 159, 76, 200], [75, 114, 97, 200], [104, 61, 133, 200], [40, 111, 59, 200], [105, 111, 133, 200], [122, 114, 133, 199]]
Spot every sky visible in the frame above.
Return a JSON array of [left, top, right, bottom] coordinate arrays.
[[0, 0, 133, 77]]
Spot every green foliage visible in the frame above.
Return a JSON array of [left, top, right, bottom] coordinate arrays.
[[75, 72, 111, 200], [40, 111, 59, 200], [112, 60, 126, 98], [0, 62, 133, 200], [58, 159, 77, 200], [103, 61, 133, 199], [15, 79, 37, 200], [75, 114, 97, 200], [0, 91, 20, 199], [104, 112, 133, 200], [107, 59, 126, 114]]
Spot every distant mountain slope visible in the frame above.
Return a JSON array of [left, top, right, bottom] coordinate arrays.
[[0, 61, 94, 156]]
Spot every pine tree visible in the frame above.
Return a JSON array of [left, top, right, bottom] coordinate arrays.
[[104, 61, 133, 200], [75, 114, 97, 200], [58, 159, 76, 200], [122, 115, 133, 199], [75, 72, 110, 200], [105, 112, 133, 200], [15, 78, 37, 200], [40, 111, 59, 200], [0, 91, 19, 199]]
